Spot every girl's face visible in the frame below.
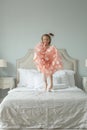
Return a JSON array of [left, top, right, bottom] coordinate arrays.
[[42, 36, 50, 46]]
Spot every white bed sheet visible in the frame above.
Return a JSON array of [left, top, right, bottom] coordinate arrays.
[[0, 86, 87, 129]]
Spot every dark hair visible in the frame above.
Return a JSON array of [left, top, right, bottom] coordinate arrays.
[[41, 33, 54, 45]]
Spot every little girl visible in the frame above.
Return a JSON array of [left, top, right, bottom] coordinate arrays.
[[33, 33, 63, 91]]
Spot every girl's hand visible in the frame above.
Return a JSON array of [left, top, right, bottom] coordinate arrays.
[[43, 42, 48, 47]]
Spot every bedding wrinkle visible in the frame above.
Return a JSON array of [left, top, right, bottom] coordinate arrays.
[[1, 87, 87, 128]]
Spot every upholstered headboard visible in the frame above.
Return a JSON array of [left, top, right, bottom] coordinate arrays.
[[16, 49, 78, 86]]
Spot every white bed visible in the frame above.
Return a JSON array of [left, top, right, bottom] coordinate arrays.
[[0, 49, 87, 130]]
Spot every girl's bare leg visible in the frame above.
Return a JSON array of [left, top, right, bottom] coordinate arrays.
[[47, 75, 53, 91], [43, 74, 47, 90]]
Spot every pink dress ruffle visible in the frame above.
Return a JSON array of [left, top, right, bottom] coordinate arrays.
[[33, 43, 63, 76]]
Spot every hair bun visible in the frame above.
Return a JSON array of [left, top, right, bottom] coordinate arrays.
[[49, 33, 54, 36]]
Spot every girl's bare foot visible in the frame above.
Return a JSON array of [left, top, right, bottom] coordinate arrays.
[[47, 85, 53, 92]]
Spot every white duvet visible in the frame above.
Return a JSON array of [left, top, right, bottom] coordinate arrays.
[[0, 86, 87, 129]]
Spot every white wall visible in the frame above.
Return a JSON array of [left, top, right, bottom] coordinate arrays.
[[0, 0, 87, 79]]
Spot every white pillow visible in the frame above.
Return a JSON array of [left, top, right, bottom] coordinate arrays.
[[63, 70, 75, 86], [53, 70, 75, 87], [17, 69, 75, 90], [34, 72, 44, 89], [18, 69, 45, 90], [17, 69, 38, 89], [53, 70, 70, 87]]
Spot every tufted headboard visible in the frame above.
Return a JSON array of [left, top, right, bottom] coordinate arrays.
[[16, 49, 78, 86]]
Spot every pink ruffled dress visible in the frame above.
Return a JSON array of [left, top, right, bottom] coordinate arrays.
[[33, 42, 63, 76]]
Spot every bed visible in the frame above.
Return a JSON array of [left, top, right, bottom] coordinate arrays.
[[0, 49, 87, 130]]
